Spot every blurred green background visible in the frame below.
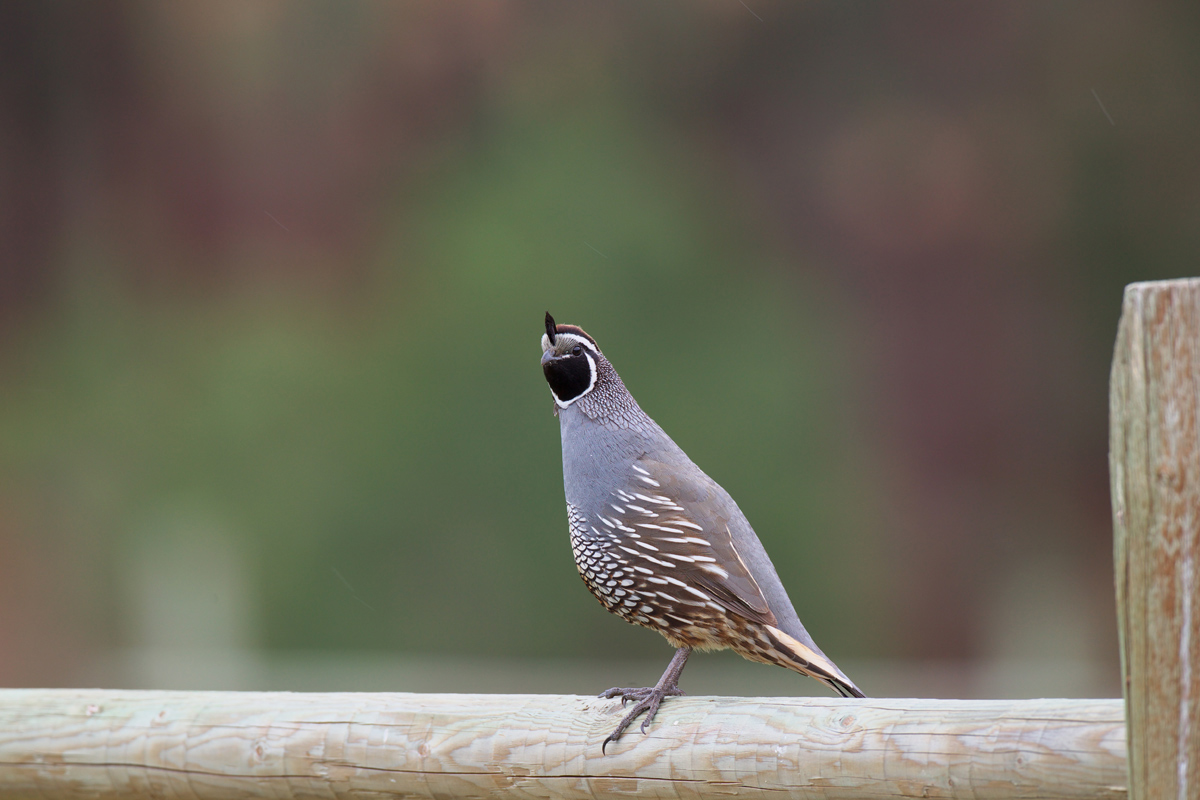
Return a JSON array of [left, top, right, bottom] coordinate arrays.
[[2, 2, 1196, 698]]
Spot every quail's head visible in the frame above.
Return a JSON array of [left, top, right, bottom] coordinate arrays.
[[541, 312, 601, 408]]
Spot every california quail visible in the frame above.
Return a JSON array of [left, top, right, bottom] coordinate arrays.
[[541, 313, 864, 752]]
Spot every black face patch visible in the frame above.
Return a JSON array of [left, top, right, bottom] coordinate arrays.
[[544, 353, 594, 404]]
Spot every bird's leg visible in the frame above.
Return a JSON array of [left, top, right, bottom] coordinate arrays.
[[599, 646, 691, 752]]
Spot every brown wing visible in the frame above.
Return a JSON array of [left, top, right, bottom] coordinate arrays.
[[598, 456, 777, 628]]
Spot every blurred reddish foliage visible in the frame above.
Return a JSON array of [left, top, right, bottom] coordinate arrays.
[[1, 2, 1196, 672]]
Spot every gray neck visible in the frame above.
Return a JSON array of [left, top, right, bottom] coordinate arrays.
[[568, 356, 655, 431]]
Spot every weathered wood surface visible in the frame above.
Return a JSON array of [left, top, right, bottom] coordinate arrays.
[[0, 689, 1124, 799], [1111, 278, 1200, 800]]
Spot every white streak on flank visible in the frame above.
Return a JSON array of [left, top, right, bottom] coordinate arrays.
[[1179, 529, 1194, 800], [633, 492, 664, 504], [654, 592, 679, 604], [682, 585, 713, 601], [617, 524, 637, 533], [646, 576, 668, 585], [625, 505, 657, 517], [637, 523, 684, 534], [634, 540, 659, 551], [637, 475, 662, 487], [625, 531, 640, 538], [663, 553, 695, 563], [670, 519, 704, 531], [632, 565, 653, 575], [663, 575, 687, 587], [609, 504, 625, 514], [616, 490, 634, 501], [660, 536, 712, 547], [688, 555, 716, 562], [597, 516, 616, 529], [699, 563, 730, 579], [638, 553, 675, 568], [618, 545, 640, 557], [650, 495, 676, 505], [590, 526, 604, 537], [631, 464, 651, 476]]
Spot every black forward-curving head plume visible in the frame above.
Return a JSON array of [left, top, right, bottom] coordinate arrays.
[[545, 312, 557, 345]]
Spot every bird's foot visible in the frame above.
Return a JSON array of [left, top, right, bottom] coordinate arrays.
[[598, 684, 685, 752]]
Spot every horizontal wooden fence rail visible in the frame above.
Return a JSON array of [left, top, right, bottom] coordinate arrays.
[[0, 689, 1124, 800]]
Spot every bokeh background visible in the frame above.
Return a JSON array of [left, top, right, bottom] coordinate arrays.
[[2, 2, 1197, 699]]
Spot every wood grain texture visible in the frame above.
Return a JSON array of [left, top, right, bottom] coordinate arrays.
[[0, 689, 1124, 799], [1111, 278, 1200, 800]]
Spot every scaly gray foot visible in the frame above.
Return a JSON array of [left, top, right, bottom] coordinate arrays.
[[599, 684, 685, 752]]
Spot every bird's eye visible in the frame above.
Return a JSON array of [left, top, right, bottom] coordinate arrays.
[[572, 345, 583, 356]]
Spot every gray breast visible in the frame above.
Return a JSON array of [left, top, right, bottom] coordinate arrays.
[[559, 405, 738, 637]]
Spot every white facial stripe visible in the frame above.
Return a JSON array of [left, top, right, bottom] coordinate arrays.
[[550, 332, 599, 354], [551, 352, 597, 409]]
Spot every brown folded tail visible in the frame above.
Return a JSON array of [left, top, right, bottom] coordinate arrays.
[[765, 623, 866, 699]]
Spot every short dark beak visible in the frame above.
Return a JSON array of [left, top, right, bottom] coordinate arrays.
[[541, 350, 557, 366]]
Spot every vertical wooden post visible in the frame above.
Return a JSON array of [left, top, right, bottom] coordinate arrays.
[[1111, 278, 1200, 800]]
